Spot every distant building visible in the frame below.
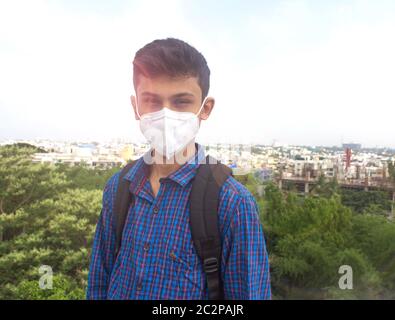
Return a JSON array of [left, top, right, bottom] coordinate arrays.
[[342, 143, 361, 151]]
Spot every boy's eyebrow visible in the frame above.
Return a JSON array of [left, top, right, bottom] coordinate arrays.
[[140, 91, 196, 99], [141, 92, 161, 98], [170, 92, 195, 99]]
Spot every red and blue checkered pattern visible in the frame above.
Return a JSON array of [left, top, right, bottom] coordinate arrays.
[[87, 144, 271, 300]]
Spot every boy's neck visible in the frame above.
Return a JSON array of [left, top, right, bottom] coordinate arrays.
[[149, 141, 197, 180]]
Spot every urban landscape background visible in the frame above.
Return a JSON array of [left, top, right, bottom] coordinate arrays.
[[0, 140, 394, 299]]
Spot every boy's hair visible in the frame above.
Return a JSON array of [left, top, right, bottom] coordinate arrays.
[[133, 38, 210, 100]]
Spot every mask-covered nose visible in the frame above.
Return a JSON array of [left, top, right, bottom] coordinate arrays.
[[139, 108, 199, 159], [138, 97, 207, 159]]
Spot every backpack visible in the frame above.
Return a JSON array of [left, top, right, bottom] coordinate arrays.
[[113, 155, 232, 300]]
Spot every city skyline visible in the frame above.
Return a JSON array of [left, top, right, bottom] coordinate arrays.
[[1, 0, 395, 148], [2, 137, 395, 153]]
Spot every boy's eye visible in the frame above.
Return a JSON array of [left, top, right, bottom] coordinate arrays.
[[174, 99, 191, 105]]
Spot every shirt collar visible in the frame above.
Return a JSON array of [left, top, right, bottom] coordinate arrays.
[[123, 154, 149, 196], [123, 143, 206, 193], [166, 143, 206, 187]]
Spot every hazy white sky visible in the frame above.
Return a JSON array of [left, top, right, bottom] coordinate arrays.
[[1, 0, 394, 147]]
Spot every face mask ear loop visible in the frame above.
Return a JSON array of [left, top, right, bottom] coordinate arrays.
[[196, 96, 208, 117], [135, 95, 142, 120]]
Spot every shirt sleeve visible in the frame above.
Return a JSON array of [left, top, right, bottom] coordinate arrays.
[[222, 193, 272, 300], [86, 174, 118, 300]]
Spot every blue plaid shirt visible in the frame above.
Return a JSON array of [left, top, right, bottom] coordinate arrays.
[[86, 144, 271, 300]]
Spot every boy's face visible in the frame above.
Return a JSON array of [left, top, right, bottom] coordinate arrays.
[[131, 75, 214, 121]]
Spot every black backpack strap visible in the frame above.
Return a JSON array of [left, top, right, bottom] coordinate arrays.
[[189, 155, 232, 300], [114, 160, 137, 260]]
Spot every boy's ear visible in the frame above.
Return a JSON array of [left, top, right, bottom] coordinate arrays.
[[199, 97, 215, 120], [131, 95, 140, 120]]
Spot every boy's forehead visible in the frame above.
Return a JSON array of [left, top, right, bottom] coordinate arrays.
[[136, 75, 201, 98]]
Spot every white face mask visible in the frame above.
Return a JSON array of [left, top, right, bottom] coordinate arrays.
[[137, 97, 207, 159]]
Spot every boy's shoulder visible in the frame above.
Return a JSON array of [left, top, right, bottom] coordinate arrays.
[[102, 157, 145, 203], [221, 174, 256, 202], [217, 175, 260, 236]]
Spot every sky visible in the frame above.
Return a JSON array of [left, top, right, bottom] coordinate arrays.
[[0, 0, 395, 148]]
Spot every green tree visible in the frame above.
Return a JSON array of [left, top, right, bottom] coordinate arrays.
[[0, 145, 69, 216], [55, 162, 119, 191], [0, 144, 106, 299], [340, 189, 391, 215], [261, 183, 394, 299]]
